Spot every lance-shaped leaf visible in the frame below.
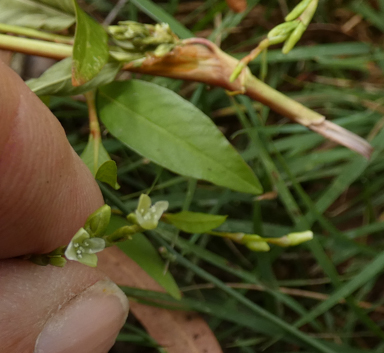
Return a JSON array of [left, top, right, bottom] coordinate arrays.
[[163, 211, 227, 234], [97, 80, 263, 195], [72, 0, 109, 86], [81, 134, 119, 189], [27, 57, 121, 96], [0, 0, 75, 31]]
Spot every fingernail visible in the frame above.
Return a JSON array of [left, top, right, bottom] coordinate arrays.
[[34, 280, 129, 353]]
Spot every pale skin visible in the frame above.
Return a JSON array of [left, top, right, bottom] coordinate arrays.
[[0, 60, 128, 352]]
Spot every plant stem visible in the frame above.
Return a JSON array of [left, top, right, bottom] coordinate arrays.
[[0, 33, 372, 158], [85, 91, 101, 175], [244, 74, 372, 158], [244, 74, 324, 126], [0, 23, 73, 44], [0, 34, 72, 59]]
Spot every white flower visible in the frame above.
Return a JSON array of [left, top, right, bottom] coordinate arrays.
[[135, 194, 169, 230], [65, 228, 105, 267]]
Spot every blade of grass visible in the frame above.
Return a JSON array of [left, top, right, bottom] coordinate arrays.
[[130, 0, 194, 38], [150, 232, 337, 353]]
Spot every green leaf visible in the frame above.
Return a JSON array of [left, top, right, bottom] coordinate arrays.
[[81, 134, 119, 189], [27, 57, 121, 96], [97, 80, 262, 195], [163, 211, 227, 233], [72, 0, 109, 86], [95, 161, 119, 189], [107, 215, 181, 300], [0, 0, 75, 31]]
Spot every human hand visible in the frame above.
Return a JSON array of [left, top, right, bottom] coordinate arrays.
[[0, 60, 129, 353]]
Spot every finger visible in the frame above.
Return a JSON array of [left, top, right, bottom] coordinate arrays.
[[0, 259, 129, 353], [0, 60, 104, 258]]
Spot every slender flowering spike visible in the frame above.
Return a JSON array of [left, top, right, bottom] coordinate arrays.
[[283, 0, 318, 54], [65, 228, 106, 267], [84, 204, 111, 238], [286, 231, 313, 246], [134, 194, 169, 230]]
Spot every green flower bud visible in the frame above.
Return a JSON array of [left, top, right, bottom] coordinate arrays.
[[84, 205, 111, 238], [282, 21, 306, 54], [49, 256, 67, 267], [286, 231, 313, 246], [268, 21, 298, 41], [246, 241, 270, 252], [285, 0, 312, 21], [105, 225, 137, 244]]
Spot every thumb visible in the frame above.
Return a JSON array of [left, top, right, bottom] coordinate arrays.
[[0, 260, 129, 353], [0, 61, 129, 352], [0, 59, 103, 258]]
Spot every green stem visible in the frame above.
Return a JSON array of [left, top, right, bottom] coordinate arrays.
[[0, 23, 73, 44], [103, 224, 142, 244], [244, 74, 324, 126], [0, 33, 72, 59]]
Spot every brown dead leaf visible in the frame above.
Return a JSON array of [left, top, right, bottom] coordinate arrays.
[[97, 246, 223, 353]]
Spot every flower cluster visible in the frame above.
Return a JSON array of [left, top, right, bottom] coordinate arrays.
[[64, 195, 169, 267]]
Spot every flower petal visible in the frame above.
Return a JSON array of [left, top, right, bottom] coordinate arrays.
[[84, 238, 106, 254], [136, 194, 151, 215], [78, 253, 98, 267], [64, 228, 90, 261]]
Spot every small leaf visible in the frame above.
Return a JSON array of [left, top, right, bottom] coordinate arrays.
[[81, 134, 119, 189], [95, 161, 119, 189], [106, 215, 181, 300], [97, 80, 263, 195], [72, 0, 109, 86], [27, 57, 121, 96], [0, 0, 75, 31], [163, 211, 227, 234]]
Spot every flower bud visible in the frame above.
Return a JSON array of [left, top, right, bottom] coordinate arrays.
[[286, 231, 313, 246], [268, 22, 298, 41], [49, 256, 67, 267], [84, 204, 111, 238], [285, 0, 312, 21], [246, 241, 270, 252]]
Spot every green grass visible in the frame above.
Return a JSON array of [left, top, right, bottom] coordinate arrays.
[[68, 0, 384, 351]]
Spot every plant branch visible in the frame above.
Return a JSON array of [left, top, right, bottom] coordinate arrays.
[[0, 34, 72, 59], [124, 38, 373, 158], [0, 34, 373, 158], [84, 90, 101, 175], [0, 23, 73, 44]]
